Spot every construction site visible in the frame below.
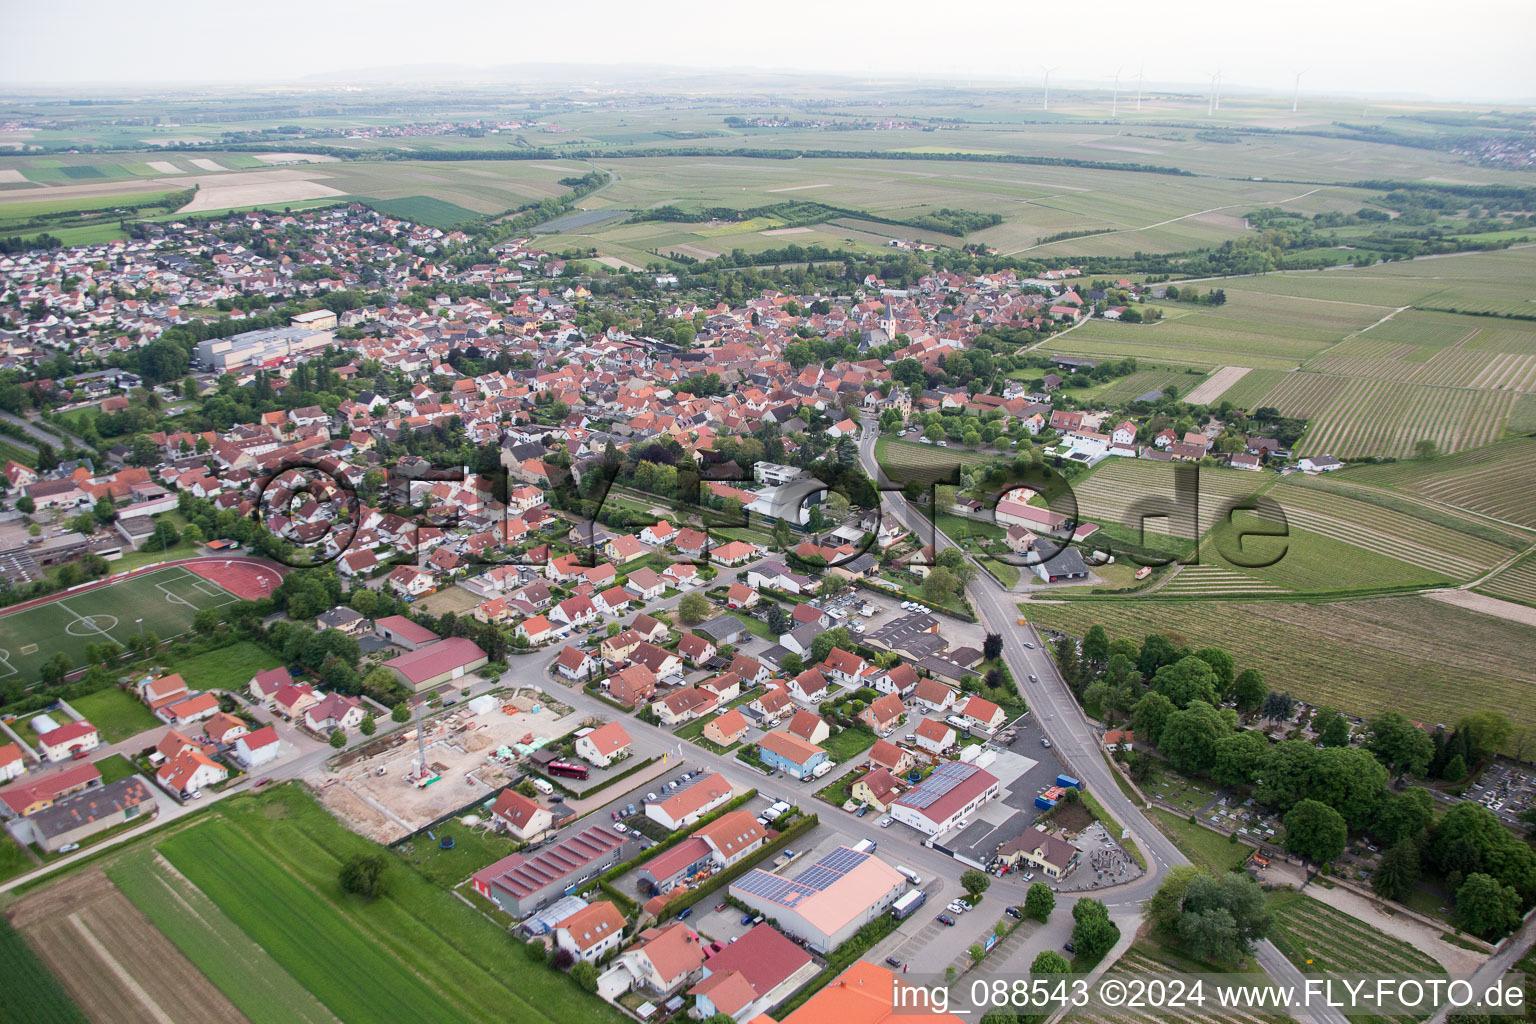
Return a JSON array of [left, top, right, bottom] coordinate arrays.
[[311, 686, 577, 843]]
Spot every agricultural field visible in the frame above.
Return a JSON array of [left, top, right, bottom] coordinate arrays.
[[1336, 437, 1536, 529], [1022, 595, 1536, 741], [144, 785, 623, 1024], [1065, 939, 1286, 1024], [1070, 459, 1276, 542], [1475, 553, 1536, 607], [1259, 373, 1515, 458], [106, 849, 338, 1024], [874, 435, 994, 483], [6, 869, 249, 1024], [1267, 892, 1442, 978], [1044, 288, 1389, 370], [1075, 366, 1210, 405], [0, 916, 88, 1024]]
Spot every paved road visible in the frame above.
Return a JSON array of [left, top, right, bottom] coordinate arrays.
[[858, 425, 1348, 1022]]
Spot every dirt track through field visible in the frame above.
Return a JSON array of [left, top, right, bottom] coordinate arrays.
[[9, 869, 249, 1024], [1183, 365, 1252, 404]]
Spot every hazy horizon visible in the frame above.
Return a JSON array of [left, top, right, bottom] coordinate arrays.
[[5, 0, 1535, 104]]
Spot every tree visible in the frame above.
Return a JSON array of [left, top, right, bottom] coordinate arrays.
[[1233, 669, 1266, 713], [1082, 625, 1109, 666], [1371, 788, 1433, 847], [1283, 799, 1348, 865], [678, 592, 710, 625], [1024, 881, 1055, 922], [1137, 634, 1179, 677], [1260, 691, 1294, 721], [571, 959, 598, 992], [1316, 708, 1350, 748], [1192, 646, 1234, 694], [1442, 753, 1468, 781], [15, 496, 33, 515], [1157, 701, 1228, 775], [1430, 803, 1536, 901], [1456, 710, 1512, 762], [1211, 730, 1268, 787], [1179, 906, 1239, 964], [338, 853, 387, 900], [391, 702, 412, 724], [524, 938, 547, 964], [360, 713, 376, 736], [1365, 711, 1434, 777], [1371, 840, 1420, 902], [1147, 865, 1202, 932], [1071, 899, 1118, 962], [960, 869, 992, 898], [1152, 656, 1220, 709], [922, 566, 958, 604], [1132, 691, 1176, 747], [810, 627, 852, 665], [968, 943, 986, 964], [983, 632, 1003, 661], [329, 728, 346, 749], [1031, 949, 1072, 974], [551, 948, 575, 970], [1456, 873, 1520, 939], [149, 518, 181, 552], [193, 607, 222, 633]]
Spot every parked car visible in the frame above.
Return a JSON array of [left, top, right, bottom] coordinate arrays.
[[856, 805, 871, 817], [879, 816, 893, 828], [1064, 942, 1077, 954], [1041, 738, 1052, 748], [885, 955, 903, 967], [715, 903, 728, 912], [626, 803, 637, 816], [1005, 906, 1022, 919], [1022, 871, 1035, 881], [58, 843, 80, 854], [613, 823, 628, 834], [677, 907, 693, 920], [741, 913, 755, 925], [938, 914, 956, 926], [646, 792, 657, 802]]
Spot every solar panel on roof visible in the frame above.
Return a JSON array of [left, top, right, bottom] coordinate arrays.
[[817, 846, 869, 874], [903, 761, 977, 809]]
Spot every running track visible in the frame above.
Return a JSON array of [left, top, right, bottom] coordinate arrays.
[[0, 555, 288, 621]]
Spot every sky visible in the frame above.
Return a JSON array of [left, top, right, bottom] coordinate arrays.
[[5, 0, 1535, 102]]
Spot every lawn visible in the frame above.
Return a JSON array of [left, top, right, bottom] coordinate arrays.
[[154, 785, 624, 1024], [1147, 807, 1250, 875], [106, 849, 337, 1024], [395, 818, 519, 887], [163, 641, 281, 692], [0, 915, 88, 1024], [91, 753, 141, 785], [728, 610, 775, 641], [821, 725, 878, 763], [979, 557, 1020, 588], [68, 687, 162, 743]]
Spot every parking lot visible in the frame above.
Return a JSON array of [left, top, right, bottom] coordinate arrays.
[[1471, 762, 1535, 828], [935, 711, 1069, 866]]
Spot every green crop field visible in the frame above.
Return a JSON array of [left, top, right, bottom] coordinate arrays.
[[367, 195, 480, 227], [0, 916, 88, 1024], [875, 435, 993, 483], [66, 687, 162, 743], [0, 566, 240, 685], [160, 640, 282, 692], [106, 849, 337, 1024], [153, 787, 624, 1024], [1022, 595, 1535, 742]]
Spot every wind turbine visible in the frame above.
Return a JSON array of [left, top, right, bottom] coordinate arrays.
[[1207, 70, 1220, 115], [1213, 66, 1223, 112], [1292, 68, 1307, 113], [1041, 65, 1058, 112], [1111, 66, 1122, 118], [1136, 65, 1144, 112]]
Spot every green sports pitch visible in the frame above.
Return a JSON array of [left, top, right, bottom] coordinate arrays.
[[0, 566, 240, 684]]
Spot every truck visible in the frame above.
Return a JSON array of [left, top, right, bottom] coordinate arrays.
[[530, 777, 554, 796], [1056, 774, 1080, 789], [852, 838, 877, 854], [895, 865, 923, 886], [890, 888, 927, 921]]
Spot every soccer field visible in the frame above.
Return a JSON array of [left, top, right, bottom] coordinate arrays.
[[0, 566, 239, 684]]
